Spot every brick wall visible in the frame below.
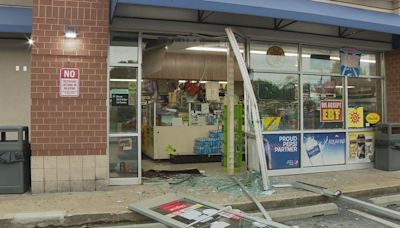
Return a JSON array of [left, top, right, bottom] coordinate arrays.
[[31, 0, 108, 156], [385, 49, 400, 122], [31, 0, 109, 193]]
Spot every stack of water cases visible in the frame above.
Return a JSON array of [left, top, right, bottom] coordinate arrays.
[[193, 130, 223, 155]]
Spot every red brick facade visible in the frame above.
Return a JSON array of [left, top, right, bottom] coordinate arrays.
[[385, 50, 400, 122], [31, 0, 109, 156]]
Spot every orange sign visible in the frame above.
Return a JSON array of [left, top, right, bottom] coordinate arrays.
[[320, 100, 343, 122]]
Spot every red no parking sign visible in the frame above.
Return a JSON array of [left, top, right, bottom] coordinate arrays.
[[59, 68, 80, 97]]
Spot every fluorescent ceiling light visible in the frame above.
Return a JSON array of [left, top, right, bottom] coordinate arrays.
[[178, 80, 187, 83], [186, 47, 227, 52], [250, 50, 298, 57], [110, 79, 137, 82], [219, 81, 227, 84], [335, 86, 355, 89], [186, 46, 244, 53], [360, 59, 376, 63]]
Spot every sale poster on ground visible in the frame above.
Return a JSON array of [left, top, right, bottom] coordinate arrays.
[[348, 131, 375, 163], [263, 134, 300, 170], [348, 107, 364, 128], [320, 100, 343, 122], [303, 133, 346, 167]]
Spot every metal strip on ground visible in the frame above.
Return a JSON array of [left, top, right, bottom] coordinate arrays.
[[292, 181, 400, 221], [232, 176, 272, 221], [348, 209, 400, 228]]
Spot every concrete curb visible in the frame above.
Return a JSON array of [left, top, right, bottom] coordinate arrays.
[[369, 194, 400, 207]]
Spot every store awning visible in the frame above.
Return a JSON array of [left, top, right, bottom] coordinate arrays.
[[0, 7, 32, 33], [115, 0, 400, 35]]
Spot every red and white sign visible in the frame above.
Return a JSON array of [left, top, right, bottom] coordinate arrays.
[[158, 201, 190, 214], [60, 68, 80, 97]]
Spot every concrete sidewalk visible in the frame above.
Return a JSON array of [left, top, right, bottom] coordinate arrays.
[[0, 168, 399, 227]]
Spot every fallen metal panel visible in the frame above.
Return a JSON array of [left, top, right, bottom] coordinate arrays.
[[339, 195, 400, 221], [225, 27, 270, 191], [292, 181, 400, 221], [128, 194, 293, 228], [232, 177, 272, 221]]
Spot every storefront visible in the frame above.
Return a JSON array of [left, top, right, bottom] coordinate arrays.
[[4, 0, 400, 193], [106, 0, 397, 187]]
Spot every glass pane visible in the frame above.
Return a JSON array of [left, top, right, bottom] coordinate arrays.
[[250, 42, 299, 72], [252, 73, 300, 131], [109, 67, 138, 133], [302, 46, 340, 74], [109, 32, 138, 65], [348, 78, 382, 128], [360, 52, 381, 76], [109, 136, 138, 178], [303, 75, 344, 129]]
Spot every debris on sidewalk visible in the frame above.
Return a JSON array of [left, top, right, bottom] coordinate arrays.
[[129, 194, 293, 228]]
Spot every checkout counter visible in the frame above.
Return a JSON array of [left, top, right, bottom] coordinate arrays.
[[142, 101, 223, 159]]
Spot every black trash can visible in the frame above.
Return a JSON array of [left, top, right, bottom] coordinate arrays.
[[375, 123, 400, 171], [0, 126, 31, 193]]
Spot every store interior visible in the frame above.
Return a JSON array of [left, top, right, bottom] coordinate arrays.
[[140, 36, 245, 175]]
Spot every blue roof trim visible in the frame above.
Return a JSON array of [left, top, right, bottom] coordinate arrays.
[[0, 7, 32, 33], [117, 0, 400, 35]]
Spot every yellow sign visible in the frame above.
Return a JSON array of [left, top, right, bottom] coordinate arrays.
[[366, 112, 381, 125], [348, 131, 374, 163], [263, 117, 281, 131], [348, 107, 364, 128]]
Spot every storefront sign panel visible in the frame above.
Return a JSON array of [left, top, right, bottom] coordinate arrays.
[[320, 100, 343, 122], [303, 133, 346, 167], [263, 134, 300, 169], [111, 89, 129, 106], [340, 48, 361, 77], [348, 131, 375, 163], [348, 107, 364, 128], [59, 68, 80, 97]]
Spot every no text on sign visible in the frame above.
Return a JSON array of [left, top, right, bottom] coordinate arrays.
[[60, 68, 80, 97]]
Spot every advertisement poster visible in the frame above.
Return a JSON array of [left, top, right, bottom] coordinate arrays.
[[348, 131, 375, 163], [320, 100, 343, 122], [340, 48, 361, 77], [263, 134, 300, 169], [348, 107, 364, 128], [303, 133, 346, 167]]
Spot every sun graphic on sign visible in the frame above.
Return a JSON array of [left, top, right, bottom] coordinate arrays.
[[350, 111, 361, 124]]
